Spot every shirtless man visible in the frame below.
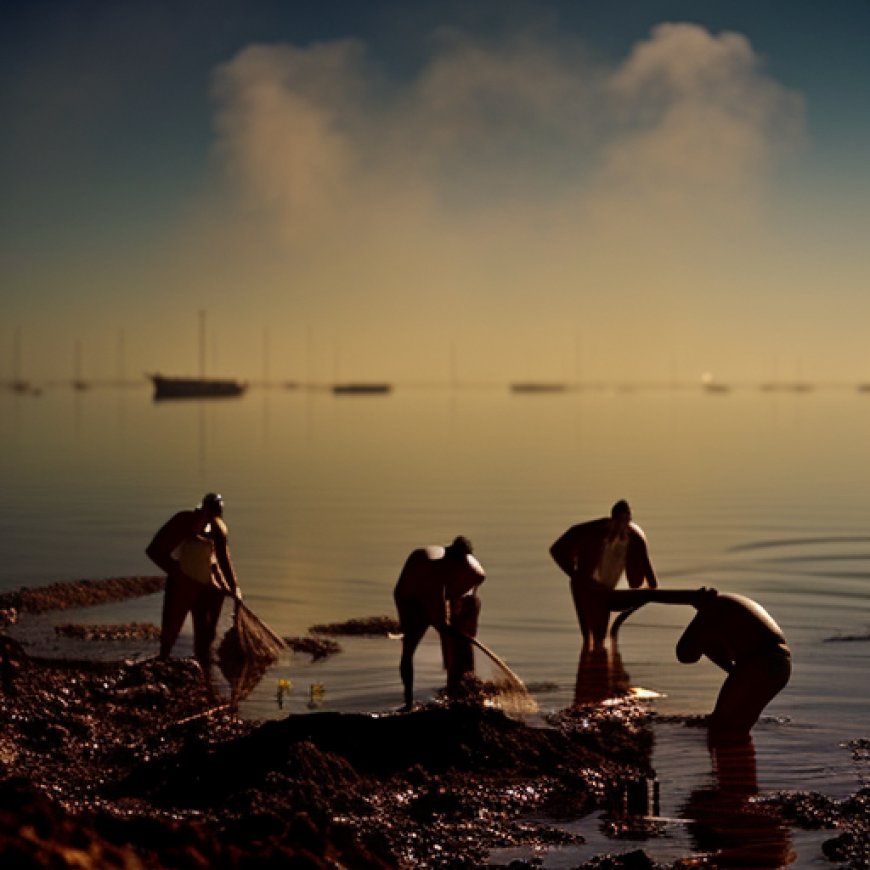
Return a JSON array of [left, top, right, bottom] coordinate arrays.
[[676, 590, 791, 743], [550, 500, 657, 648], [393, 536, 485, 709], [146, 492, 241, 685]]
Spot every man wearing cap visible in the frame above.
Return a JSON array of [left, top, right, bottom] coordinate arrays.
[[550, 500, 658, 649], [393, 536, 485, 709], [146, 493, 241, 687]]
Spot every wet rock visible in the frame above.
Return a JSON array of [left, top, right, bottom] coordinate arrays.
[[583, 850, 661, 869], [0, 576, 165, 614], [284, 635, 343, 660], [55, 623, 161, 642]]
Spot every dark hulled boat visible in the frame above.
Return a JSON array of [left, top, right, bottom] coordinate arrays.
[[331, 382, 392, 395], [149, 374, 247, 400]]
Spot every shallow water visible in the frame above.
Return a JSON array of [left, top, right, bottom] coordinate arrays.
[[2, 384, 869, 865]]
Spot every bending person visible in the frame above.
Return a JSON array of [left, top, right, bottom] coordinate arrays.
[[550, 500, 657, 648], [393, 536, 485, 709], [676, 590, 791, 744]]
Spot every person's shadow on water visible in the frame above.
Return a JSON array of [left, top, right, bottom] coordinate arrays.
[[682, 737, 796, 867]]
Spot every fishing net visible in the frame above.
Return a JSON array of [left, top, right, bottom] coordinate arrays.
[[469, 637, 539, 716], [217, 601, 286, 705]]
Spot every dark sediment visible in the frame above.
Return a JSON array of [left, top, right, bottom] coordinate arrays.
[[0, 629, 667, 868], [284, 635, 343, 660], [0, 576, 165, 615], [309, 615, 401, 636], [1, 579, 865, 868], [55, 623, 162, 642]]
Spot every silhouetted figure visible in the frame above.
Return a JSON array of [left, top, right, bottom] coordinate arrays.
[[550, 500, 658, 648], [676, 591, 791, 744], [683, 737, 795, 866], [393, 536, 485, 709], [146, 492, 241, 691]]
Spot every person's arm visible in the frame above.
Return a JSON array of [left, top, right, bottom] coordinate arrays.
[[677, 609, 734, 673], [627, 525, 657, 589], [676, 611, 706, 664], [145, 513, 187, 575], [211, 518, 241, 598], [644, 556, 658, 589], [550, 527, 578, 577]]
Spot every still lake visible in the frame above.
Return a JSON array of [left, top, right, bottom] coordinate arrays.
[[2, 383, 869, 865]]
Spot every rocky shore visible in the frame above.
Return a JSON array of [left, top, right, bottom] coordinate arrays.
[[0, 577, 866, 868]]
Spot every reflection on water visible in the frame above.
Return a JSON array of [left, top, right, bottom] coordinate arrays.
[[573, 642, 631, 707], [683, 738, 795, 867], [2, 386, 870, 865]]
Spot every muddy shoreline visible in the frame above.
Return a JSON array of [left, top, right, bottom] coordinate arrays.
[[0, 577, 866, 867]]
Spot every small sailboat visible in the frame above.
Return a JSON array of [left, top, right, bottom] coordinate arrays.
[[331, 382, 392, 395], [72, 340, 89, 391], [509, 382, 568, 393], [148, 312, 247, 400], [8, 328, 39, 395], [149, 374, 247, 399]]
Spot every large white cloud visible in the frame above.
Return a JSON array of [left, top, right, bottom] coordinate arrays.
[[171, 21, 806, 381], [212, 23, 801, 228]]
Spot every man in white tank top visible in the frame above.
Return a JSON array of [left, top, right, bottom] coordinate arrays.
[[550, 500, 658, 648], [146, 492, 241, 691]]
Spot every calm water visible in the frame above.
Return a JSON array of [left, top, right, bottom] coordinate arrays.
[[3, 384, 870, 866]]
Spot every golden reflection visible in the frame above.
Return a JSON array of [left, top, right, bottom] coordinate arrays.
[[682, 738, 795, 867], [573, 641, 630, 707]]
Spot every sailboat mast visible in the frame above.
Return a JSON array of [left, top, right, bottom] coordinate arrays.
[[198, 310, 206, 379]]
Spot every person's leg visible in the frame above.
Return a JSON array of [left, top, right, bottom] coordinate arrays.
[[709, 652, 791, 743], [399, 622, 428, 709], [570, 577, 592, 644], [583, 583, 611, 649], [396, 597, 429, 709], [160, 574, 198, 659], [191, 585, 225, 675]]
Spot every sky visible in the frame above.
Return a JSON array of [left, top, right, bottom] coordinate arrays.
[[3, 0, 870, 386]]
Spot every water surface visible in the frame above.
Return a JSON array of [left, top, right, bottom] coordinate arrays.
[[2, 384, 869, 865]]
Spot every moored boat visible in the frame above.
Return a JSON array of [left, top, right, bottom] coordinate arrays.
[[149, 374, 248, 400], [332, 382, 392, 395]]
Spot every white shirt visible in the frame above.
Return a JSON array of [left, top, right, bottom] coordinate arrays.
[[593, 534, 629, 589]]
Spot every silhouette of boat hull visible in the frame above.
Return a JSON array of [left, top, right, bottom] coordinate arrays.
[[150, 374, 247, 400], [332, 383, 392, 395], [510, 382, 568, 393]]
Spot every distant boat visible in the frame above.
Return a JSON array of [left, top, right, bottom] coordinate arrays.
[[72, 340, 90, 391], [332, 382, 392, 395], [9, 379, 39, 396], [509, 382, 568, 393], [149, 374, 247, 400], [703, 382, 731, 394], [760, 382, 814, 393], [149, 311, 247, 400]]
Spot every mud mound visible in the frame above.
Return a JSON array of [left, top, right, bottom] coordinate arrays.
[[309, 615, 400, 636], [0, 576, 165, 614]]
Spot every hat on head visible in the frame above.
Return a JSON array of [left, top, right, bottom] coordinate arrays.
[[200, 492, 224, 513]]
